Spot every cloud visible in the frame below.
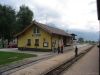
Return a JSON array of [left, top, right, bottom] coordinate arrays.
[[34, 6, 61, 22], [0, 0, 99, 32]]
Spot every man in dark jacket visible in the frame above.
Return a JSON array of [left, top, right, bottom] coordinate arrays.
[[75, 46, 78, 57], [61, 45, 63, 53], [58, 46, 60, 54]]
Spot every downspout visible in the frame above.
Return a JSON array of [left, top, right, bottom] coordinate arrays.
[[51, 34, 52, 51], [17, 36, 18, 47]]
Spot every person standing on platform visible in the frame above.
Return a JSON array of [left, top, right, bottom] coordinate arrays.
[[58, 46, 60, 54], [75, 46, 78, 57], [61, 45, 64, 53]]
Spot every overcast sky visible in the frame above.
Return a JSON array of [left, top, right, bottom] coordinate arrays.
[[0, 0, 99, 32]]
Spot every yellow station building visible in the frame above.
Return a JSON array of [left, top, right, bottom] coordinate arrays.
[[16, 20, 74, 51]]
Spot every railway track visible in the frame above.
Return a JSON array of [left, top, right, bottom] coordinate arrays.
[[0, 53, 57, 75], [0, 45, 93, 75], [0, 47, 73, 75], [44, 45, 94, 75]]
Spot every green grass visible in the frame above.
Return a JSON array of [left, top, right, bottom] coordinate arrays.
[[0, 51, 37, 65]]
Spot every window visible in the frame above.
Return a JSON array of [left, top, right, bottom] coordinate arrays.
[[33, 27, 36, 33], [37, 28, 40, 33], [33, 27, 40, 34], [27, 39, 31, 46], [52, 42, 55, 47], [35, 39, 39, 46], [55, 40, 56, 44]]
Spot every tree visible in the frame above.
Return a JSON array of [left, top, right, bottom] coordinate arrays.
[[16, 5, 33, 32], [0, 4, 16, 46], [78, 37, 84, 43]]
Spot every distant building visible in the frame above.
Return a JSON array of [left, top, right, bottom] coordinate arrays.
[[16, 20, 75, 51], [71, 33, 77, 45], [70, 33, 77, 40]]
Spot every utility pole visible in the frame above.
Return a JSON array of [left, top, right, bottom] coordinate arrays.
[[97, 0, 100, 45]]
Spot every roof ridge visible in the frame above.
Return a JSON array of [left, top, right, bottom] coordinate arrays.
[[33, 20, 67, 33], [16, 20, 72, 37]]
